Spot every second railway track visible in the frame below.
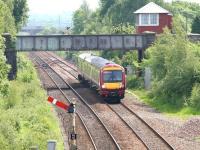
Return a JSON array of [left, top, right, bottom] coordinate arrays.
[[31, 52, 120, 150], [32, 51, 175, 150]]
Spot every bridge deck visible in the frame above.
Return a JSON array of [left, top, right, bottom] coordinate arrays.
[[16, 34, 156, 51]]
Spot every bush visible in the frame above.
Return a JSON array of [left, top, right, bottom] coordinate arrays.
[[126, 75, 143, 89], [146, 17, 200, 106], [0, 36, 10, 97], [4, 81, 21, 109], [189, 83, 200, 108], [0, 54, 64, 149]]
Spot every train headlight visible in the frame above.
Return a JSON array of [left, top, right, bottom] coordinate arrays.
[[102, 84, 106, 89], [120, 83, 124, 88]]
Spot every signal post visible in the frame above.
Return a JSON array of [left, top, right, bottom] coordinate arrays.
[[48, 96, 77, 150]]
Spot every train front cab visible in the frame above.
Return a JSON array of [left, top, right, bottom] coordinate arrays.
[[99, 65, 126, 101]]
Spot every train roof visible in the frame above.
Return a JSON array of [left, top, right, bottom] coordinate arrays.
[[79, 53, 117, 69]]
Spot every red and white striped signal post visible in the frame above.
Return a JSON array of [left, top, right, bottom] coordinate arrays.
[[48, 96, 77, 150]]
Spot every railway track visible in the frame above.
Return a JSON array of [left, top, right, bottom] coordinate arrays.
[[44, 52, 78, 79], [33, 53, 101, 150], [38, 52, 175, 150], [40, 52, 149, 149], [31, 52, 120, 150], [108, 103, 174, 150]]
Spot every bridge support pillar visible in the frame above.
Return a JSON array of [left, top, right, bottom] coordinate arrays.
[[137, 49, 143, 77], [3, 33, 17, 80], [138, 49, 143, 63]]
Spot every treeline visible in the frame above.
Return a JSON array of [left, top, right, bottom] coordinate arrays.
[[72, 0, 200, 34], [0, 0, 28, 96], [0, 1, 64, 149], [146, 20, 200, 110]]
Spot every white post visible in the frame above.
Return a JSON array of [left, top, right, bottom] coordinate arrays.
[[69, 102, 77, 150], [47, 140, 56, 150], [144, 67, 151, 90]]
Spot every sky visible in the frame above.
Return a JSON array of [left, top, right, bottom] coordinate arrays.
[[28, 0, 100, 15], [165, 0, 200, 3], [26, 0, 200, 27], [27, 0, 200, 15]]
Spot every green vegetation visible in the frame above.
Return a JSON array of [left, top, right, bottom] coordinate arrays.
[[0, 1, 64, 149], [0, 0, 28, 97], [0, 0, 16, 35], [129, 89, 200, 117], [0, 54, 64, 149], [72, 0, 200, 34], [130, 18, 200, 116], [195, 137, 200, 142], [146, 18, 200, 108], [164, 1, 200, 33], [0, 0, 21, 98]]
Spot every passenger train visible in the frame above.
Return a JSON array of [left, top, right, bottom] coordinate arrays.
[[75, 53, 126, 101]]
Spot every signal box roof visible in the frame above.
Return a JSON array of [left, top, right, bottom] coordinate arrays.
[[134, 2, 169, 14]]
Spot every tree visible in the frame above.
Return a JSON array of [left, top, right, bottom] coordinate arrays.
[[99, 0, 116, 17], [0, 0, 28, 96], [12, 0, 29, 30], [72, 1, 91, 34], [146, 17, 200, 105], [2, 0, 28, 31], [104, 0, 148, 26], [0, 1, 16, 35], [39, 26, 61, 35], [192, 15, 200, 33]]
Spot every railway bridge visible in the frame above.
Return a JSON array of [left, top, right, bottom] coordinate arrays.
[[3, 33, 200, 80]]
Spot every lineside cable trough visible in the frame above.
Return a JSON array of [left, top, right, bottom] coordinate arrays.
[[47, 96, 77, 150]]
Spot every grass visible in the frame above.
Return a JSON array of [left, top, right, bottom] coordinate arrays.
[[195, 137, 200, 142], [0, 54, 64, 150], [55, 51, 67, 58], [128, 89, 200, 118]]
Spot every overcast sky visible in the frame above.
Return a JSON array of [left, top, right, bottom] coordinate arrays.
[[27, 0, 200, 15], [165, 0, 200, 3], [26, 0, 200, 27], [28, 0, 100, 15]]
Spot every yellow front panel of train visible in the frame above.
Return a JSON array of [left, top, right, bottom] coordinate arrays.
[[104, 83, 121, 89], [103, 67, 122, 71]]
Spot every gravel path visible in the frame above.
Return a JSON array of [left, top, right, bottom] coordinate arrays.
[[123, 92, 200, 150]]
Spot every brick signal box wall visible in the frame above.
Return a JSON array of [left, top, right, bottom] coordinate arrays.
[[136, 13, 172, 34]]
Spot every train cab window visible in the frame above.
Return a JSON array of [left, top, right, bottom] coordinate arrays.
[[103, 70, 122, 83]]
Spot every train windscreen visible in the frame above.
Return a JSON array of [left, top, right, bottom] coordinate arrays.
[[103, 70, 122, 83]]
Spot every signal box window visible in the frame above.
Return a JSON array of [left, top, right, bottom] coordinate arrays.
[[150, 14, 158, 25], [139, 13, 159, 26], [141, 14, 149, 25]]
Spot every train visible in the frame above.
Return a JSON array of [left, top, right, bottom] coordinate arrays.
[[75, 53, 126, 101]]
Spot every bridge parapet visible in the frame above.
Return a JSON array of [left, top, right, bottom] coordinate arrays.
[[16, 33, 156, 51], [3, 32, 200, 80]]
